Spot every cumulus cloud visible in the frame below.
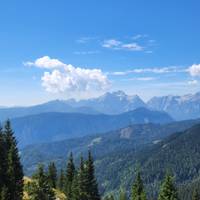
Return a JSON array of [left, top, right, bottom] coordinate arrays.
[[25, 56, 110, 93], [188, 64, 200, 76], [24, 56, 65, 69]]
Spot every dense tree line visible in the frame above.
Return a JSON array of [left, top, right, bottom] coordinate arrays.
[[103, 172, 181, 200], [0, 120, 199, 200], [26, 151, 100, 200], [0, 120, 24, 200]]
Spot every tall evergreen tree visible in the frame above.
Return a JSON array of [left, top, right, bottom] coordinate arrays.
[[71, 173, 80, 200], [78, 155, 88, 200], [0, 186, 8, 200], [64, 152, 75, 199], [192, 188, 199, 200], [58, 169, 65, 191], [28, 164, 56, 200], [85, 150, 100, 200], [47, 162, 57, 188], [158, 174, 178, 200], [0, 126, 6, 193], [119, 188, 127, 200], [104, 194, 115, 200], [131, 171, 146, 200], [4, 120, 24, 200]]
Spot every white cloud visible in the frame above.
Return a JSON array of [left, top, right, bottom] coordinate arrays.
[[110, 66, 186, 76], [25, 56, 110, 93], [132, 34, 143, 40], [24, 56, 65, 69], [136, 77, 156, 81], [102, 39, 144, 51], [76, 37, 96, 44], [188, 64, 200, 76], [188, 80, 198, 85], [74, 51, 100, 55], [102, 39, 121, 49], [132, 34, 148, 40], [124, 77, 156, 81], [121, 43, 143, 51]]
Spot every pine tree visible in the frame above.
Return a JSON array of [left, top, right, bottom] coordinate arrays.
[[4, 120, 24, 200], [28, 164, 56, 200], [85, 150, 100, 200], [192, 188, 199, 200], [78, 155, 88, 200], [47, 162, 57, 188], [0, 126, 6, 192], [58, 169, 65, 191], [104, 194, 115, 200], [131, 171, 146, 200], [158, 174, 178, 200], [64, 152, 75, 199], [119, 188, 127, 200], [0, 186, 8, 200], [71, 173, 80, 200]]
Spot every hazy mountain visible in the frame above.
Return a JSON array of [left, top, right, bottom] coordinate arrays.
[[0, 91, 146, 120], [12, 107, 172, 147], [147, 91, 200, 120], [0, 100, 99, 121], [66, 90, 146, 114], [2, 90, 200, 121]]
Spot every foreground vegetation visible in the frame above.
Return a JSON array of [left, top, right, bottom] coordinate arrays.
[[0, 121, 200, 200]]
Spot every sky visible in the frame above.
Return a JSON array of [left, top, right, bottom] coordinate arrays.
[[0, 0, 200, 106]]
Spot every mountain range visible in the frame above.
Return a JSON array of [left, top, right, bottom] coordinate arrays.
[[11, 107, 172, 147], [147, 92, 200, 120], [1, 90, 200, 121]]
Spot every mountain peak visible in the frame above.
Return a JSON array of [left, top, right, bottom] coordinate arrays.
[[111, 90, 127, 97]]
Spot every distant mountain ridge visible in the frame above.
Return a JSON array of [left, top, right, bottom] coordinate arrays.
[[1, 90, 200, 120], [11, 107, 173, 147], [147, 91, 200, 120], [66, 90, 146, 114], [0, 100, 99, 121]]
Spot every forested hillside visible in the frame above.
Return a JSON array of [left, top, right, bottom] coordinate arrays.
[[21, 119, 200, 199], [11, 107, 173, 147]]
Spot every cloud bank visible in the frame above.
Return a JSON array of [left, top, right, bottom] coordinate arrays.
[[188, 64, 200, 76], [25, 56, 110, 93]]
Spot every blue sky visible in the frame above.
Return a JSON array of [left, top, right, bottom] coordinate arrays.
[[0, 0, 200, 106]]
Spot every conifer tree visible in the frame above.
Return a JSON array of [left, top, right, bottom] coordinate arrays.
[[131, 171, 146, 200], [158, 174, 178, 200], [192, 188, 199, 200], [58, 169, 65, 191], [78, 155, 88, 200], [4, 120, 24, 200], [28, 164, 56, 200], [104, 194, 115, 200], [0, 186, 8, 200], [85, 150, 100, 200], [64, 152, 75, 199], [119, 188, 127, 200], [47, 162, 57, 188], [71, 173, 80, 200], [0, 127, 6, 192]]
